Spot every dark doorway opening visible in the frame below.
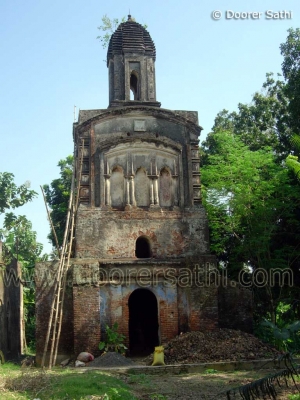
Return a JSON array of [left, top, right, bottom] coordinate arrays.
[[130, 72, 139, 100], [129, 289, 159, 355], [135, 236, 151, 258]]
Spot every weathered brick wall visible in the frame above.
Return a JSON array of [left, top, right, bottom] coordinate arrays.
[[35, 261, 74, 365], [35, 259, 253, 361], [158, 287, 179, 344], [73, 285, 101, 356], [218, 282, 253, 333], [70, 259, 220, 354], [0, 259, 23, 360], [75, 208, 210, 259]]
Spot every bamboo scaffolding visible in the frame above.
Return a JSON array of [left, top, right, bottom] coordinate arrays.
[[41, 174, 74, 368], [41, 139, 84, 369], [52, 140, 84, 366]]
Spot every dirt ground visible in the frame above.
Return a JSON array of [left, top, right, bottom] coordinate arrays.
[[120, 369, 300, 400]]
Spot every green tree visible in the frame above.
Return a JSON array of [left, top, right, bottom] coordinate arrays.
[[286, 134, 300, 181], [211, 27, 300, 160], [1, 213, 47, 350], [43, 156, 73, 248], [0, 173, 45, 350], [202, 27, 300, 337], [280, 28, 300, 135], [201, 132, 300, 323], [0, 172, 40, 266], [211, 73, 290, 157], [1, 213, 44, 265], [0, 172, 37, 215]]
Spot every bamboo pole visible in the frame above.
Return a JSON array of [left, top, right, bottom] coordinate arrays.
[[41, 156, 75, 368], [41, 138, 86, 368], [40, 185, 61, 257], [52, 140, 84, 365], [48, 176, 75, 368]]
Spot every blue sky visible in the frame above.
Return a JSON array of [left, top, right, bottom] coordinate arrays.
[[0, 0, 299, 254]]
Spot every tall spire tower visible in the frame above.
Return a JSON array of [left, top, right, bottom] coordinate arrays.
[[107, 16, 160, 107]]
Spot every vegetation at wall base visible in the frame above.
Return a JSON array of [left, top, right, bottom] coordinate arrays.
[[99, 323, 128, 354]]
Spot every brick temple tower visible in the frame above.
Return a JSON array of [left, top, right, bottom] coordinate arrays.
[[72, 15, 217, 353], [35, 17, 252, 363]]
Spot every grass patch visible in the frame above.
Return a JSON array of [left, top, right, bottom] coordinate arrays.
[[204, 368, 219, 374], [0, 364, 137, 399], [127, 373, 151, 386], [44, 370, 136, 400]]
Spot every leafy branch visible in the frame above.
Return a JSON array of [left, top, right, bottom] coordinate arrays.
[[99, 323, 127, 354], [97, 14, 148, 49]]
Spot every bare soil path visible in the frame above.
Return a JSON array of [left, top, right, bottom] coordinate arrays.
[[120, 369, 300, 399]]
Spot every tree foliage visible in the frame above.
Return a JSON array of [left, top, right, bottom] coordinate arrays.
[[201, 28, 300, 339], [286, 134, 300, 181], [210, 28, 300, 164], [0, 172, 45, 350], [202, 132, 300, 274], [97, 15, 126, 49], [43, 156, 73, 248], [210, 74, 290, 158], [280, 28, 300, 135], [0, 173, 41, 266], [0, 172, 37, 215], [1, 213, 44, 265]]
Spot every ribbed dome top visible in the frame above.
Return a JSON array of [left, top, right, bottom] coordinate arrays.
[[107, 16, 156, 66]]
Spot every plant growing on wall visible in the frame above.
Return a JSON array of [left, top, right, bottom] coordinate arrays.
[[97, 15, 148, 49], [98, 323, 127, 354]]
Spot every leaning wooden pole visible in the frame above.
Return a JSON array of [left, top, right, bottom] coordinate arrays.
[[40, 246, 63, 368], [40, 185, 61, 257]]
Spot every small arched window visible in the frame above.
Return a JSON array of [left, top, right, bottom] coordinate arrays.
[[130, 71, 139, 100], [135, 236, 151, 258]]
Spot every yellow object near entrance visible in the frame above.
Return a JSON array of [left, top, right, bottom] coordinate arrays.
[[152, 346, 165, 366]]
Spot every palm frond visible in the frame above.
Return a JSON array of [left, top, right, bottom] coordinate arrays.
[[286, 154, 300, 180], [290, 134, 300, 152]]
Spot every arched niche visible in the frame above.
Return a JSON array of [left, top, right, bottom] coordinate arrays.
[[135, 236, 152, 258], [110, 166, 125, 208], [159, 167, 172, 207], [135, 167, 149, 207]]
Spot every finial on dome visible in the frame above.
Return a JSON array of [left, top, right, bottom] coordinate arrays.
[[128, 13, 133, 21]]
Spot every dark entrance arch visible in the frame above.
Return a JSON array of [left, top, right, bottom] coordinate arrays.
[[128, 289, 159, 355]]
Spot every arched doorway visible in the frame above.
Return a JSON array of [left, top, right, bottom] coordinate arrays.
[[128, 289, 159, 355]]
